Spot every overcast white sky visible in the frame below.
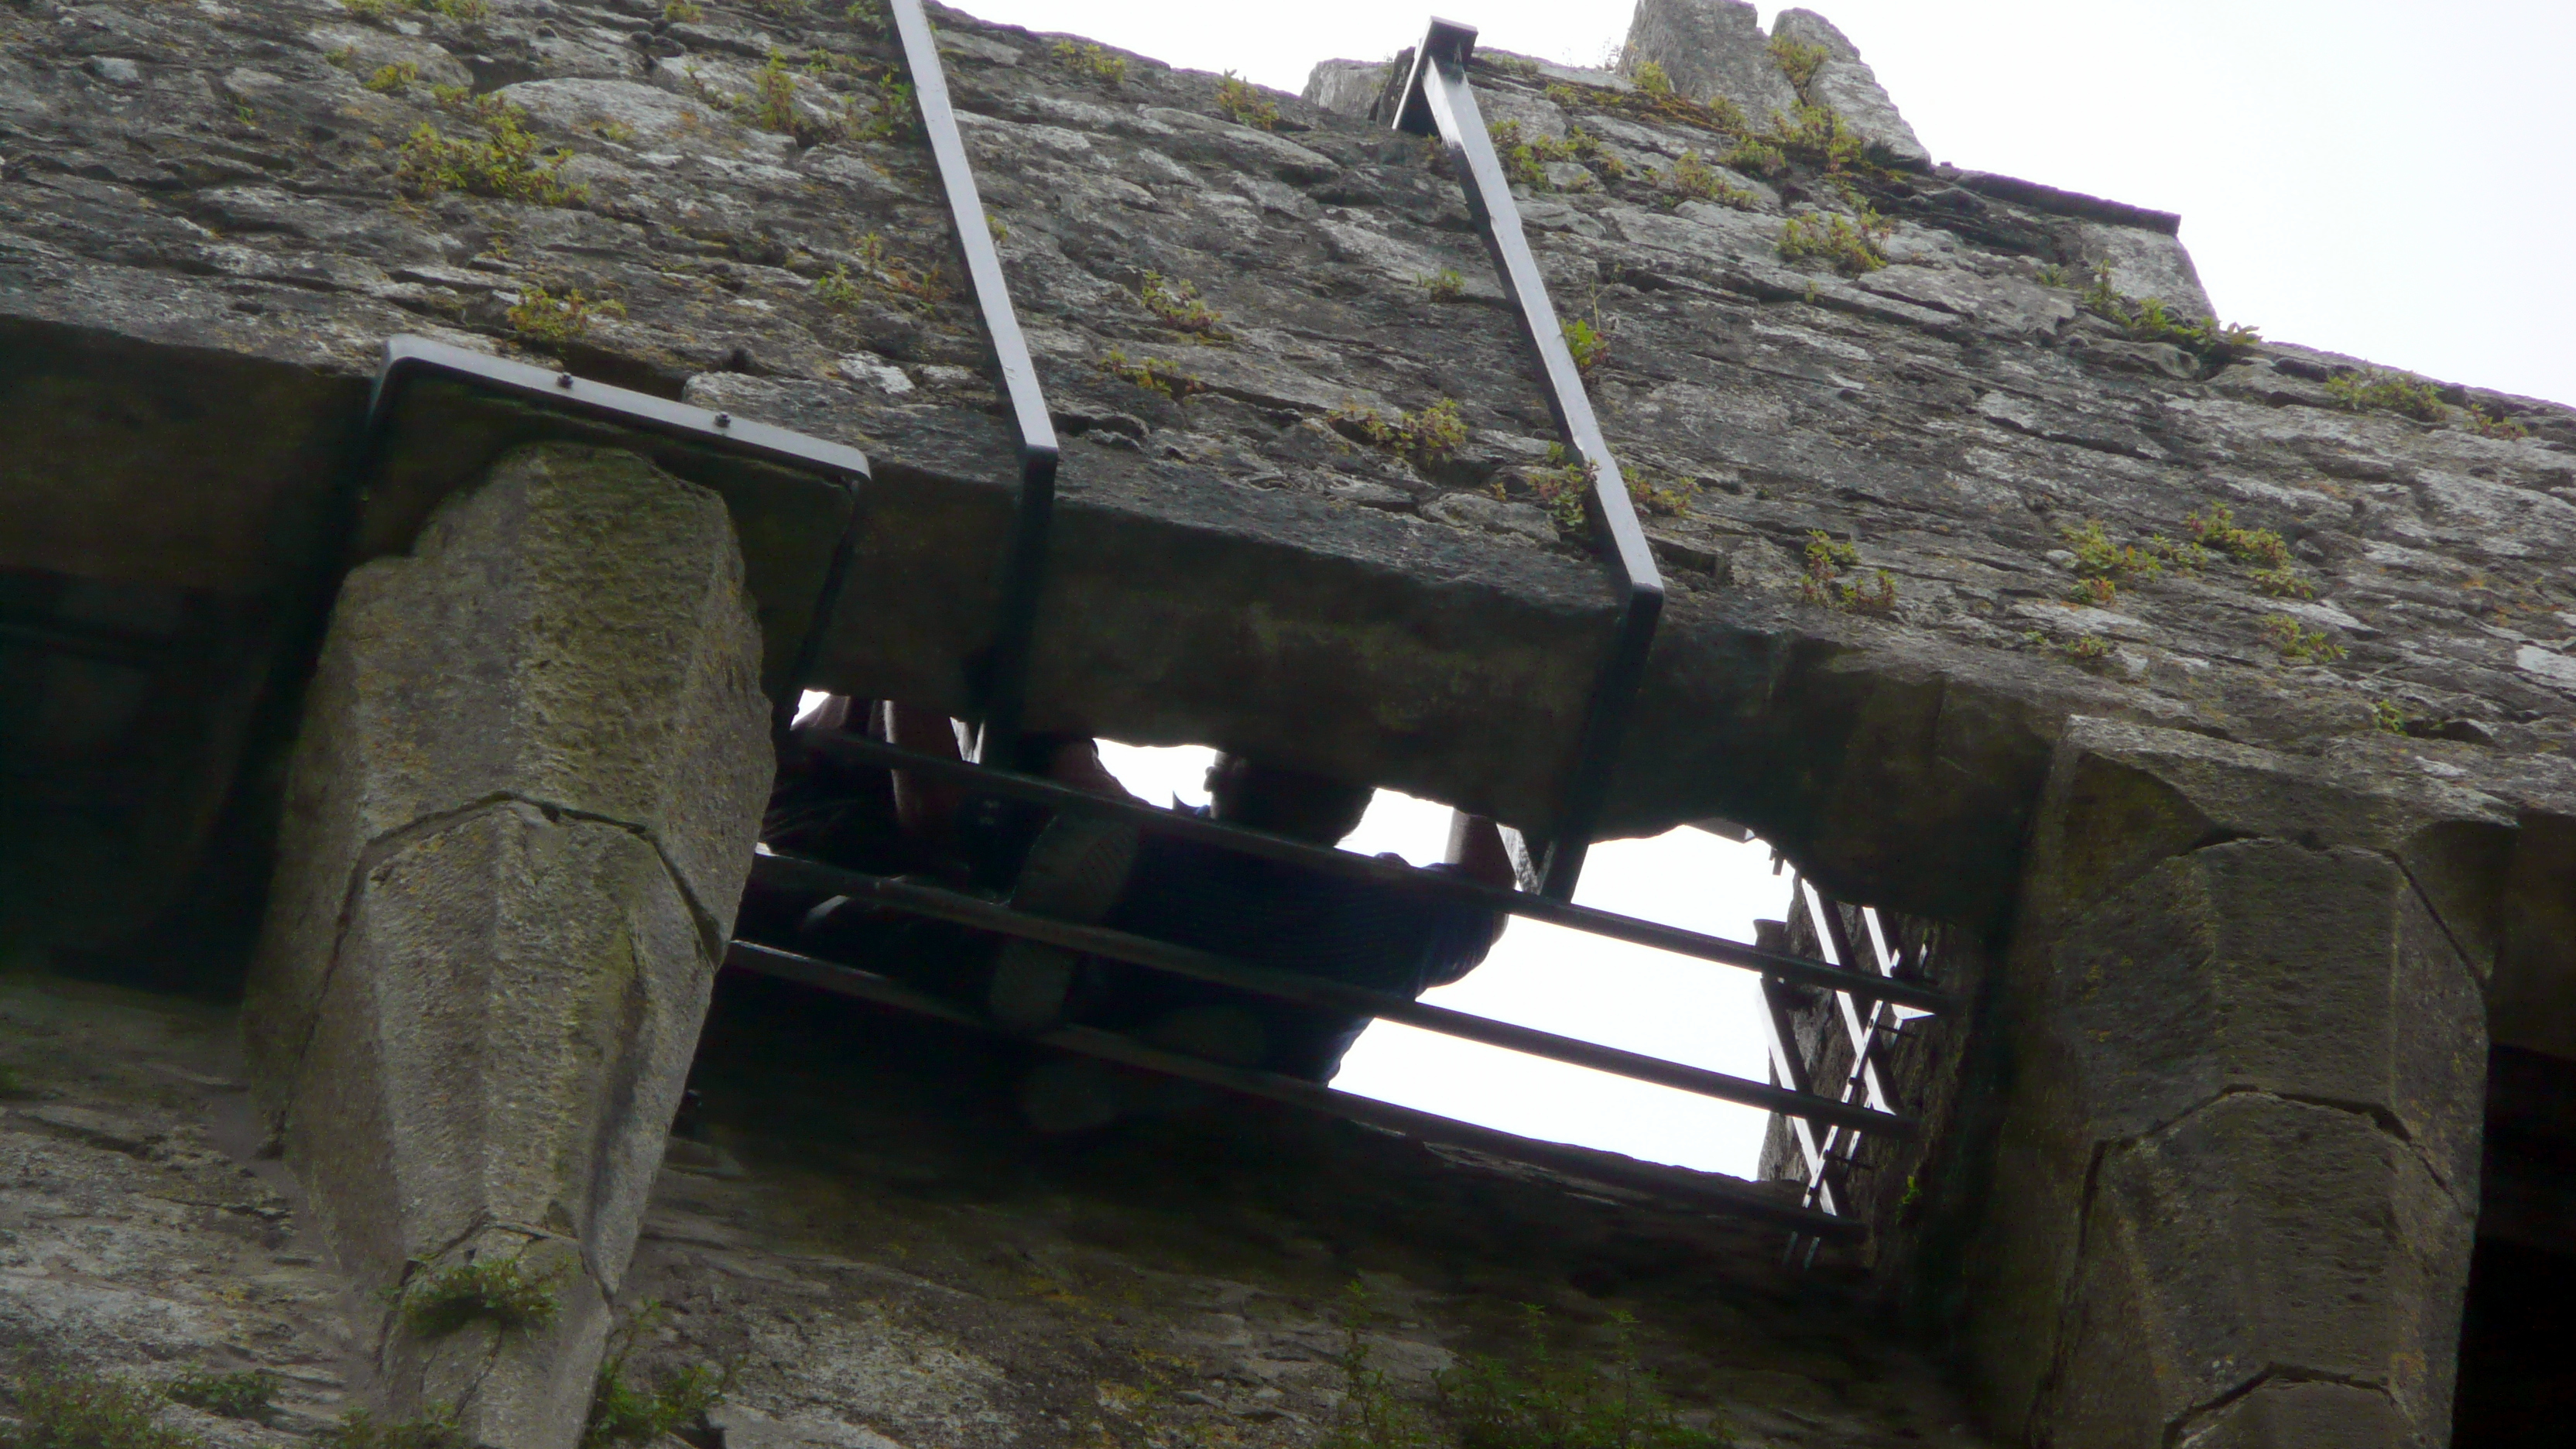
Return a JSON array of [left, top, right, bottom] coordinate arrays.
[[908, 1, 2574, 1179]]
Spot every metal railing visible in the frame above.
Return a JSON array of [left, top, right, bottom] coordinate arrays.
[[731, 736, 1958, 1239], [1766, 875, 1939, 1262], [705, 12, 1957, 1249], [1392, 19, 1664, 902], [890, 0, 1058, 768]]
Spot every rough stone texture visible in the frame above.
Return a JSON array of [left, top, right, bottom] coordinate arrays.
[[1299, 58, 1390, 120], [1620, 0, 1803, 126], [0, 976, 363, 1440], [2, 2, 2574, 1441], [1770, 11, 1928, 168], [1957, 718, 2492, 1447], [4, 0, 2571, 933], [3, 967, 2004, 1449], [245, 444, 772, 1449]]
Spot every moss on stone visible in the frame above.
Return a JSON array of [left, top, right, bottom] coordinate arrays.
[[397, 1255, 563, 1338]]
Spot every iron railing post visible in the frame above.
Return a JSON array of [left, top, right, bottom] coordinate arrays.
[[1392, 19, 1664, 901], [889, 0, 1060, 766]]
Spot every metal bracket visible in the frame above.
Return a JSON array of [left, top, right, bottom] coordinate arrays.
[[1393, 18, 1665, 900], [348, 336, 868, 710], [890, 0, 1060, 768]]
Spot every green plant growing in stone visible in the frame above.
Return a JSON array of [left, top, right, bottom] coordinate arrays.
[[2061, 518, 2160, 604], [813, 264, 865, 310], [1562, 317, 1608, 375], [1658, 150, 1756, 209], [1320, 1286, 1436, 1449], [1096, 351, 1204, 402], [162, 1372, 277, 1423], [2250, 565, 2315, 599], [1488, 119, 1550, 190], [2183, 502, 2290, 568], [397, 1256, 564, 1338], [394, 104, 584, 207], [364, 62, 420, 95], [843, 70, 914, 143], [1139, 272, 1225, 337], [1631, 60, 1673, 98], [507, 285, 625, 348], [1214, 71, 1279, 130], [426, 0, 492, 22], [665, 0, 705, 21], [1717, 135, 1785, 177], [1768, 35, 1829, 99], [748, 0, 811, 16], [2260, 614, 2345, 665], [1625, 468, 1692, 516], [1439, 1304, 1731, 1449], [2373, 699, 2412, 734], [2078, 261, 2261, 363], [1482, 55, 1540, 79], [1333, 397, 1469, 465], [319, 1410, 464, 1449], [1525, 450, 1593, 533], [1052, 40, 1128, 87], [1776, 208, 1886, 276], [745, 52, 805, 136], [342, 0, 391, 19], [2034, 262, 2067, 287], [582, 1303, 729, 1449], [2462, 401, 2526, 439], [2, 1372, 201, 1449], [2324, 368, 2448, 423], [2060, 633, 2113, 663], [1800, 530, 1894, 613], [1418, 268, 1465, 301]]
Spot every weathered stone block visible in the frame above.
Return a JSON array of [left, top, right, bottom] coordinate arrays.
[[2041, 841, 2486, 1197], [248, 442, 772, 1118], [1621, 0, 1802, 127], [246, 441, 772, 1449], [291, 803, 704, 1449], [1964, 717, 2499, 1447], [2046, 1094, 2465, 1447], [1771, 10, 1929, 166]]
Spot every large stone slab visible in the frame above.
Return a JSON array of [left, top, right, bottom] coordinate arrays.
[[1621, 0, 1803, 126]]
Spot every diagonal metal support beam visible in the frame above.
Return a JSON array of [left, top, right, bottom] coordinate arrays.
[[1392, 18, 1664, 902], [890, 0, 1059, 766]]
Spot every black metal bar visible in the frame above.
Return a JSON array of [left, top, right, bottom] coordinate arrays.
[[723, 939, 1865, 1240], [364, 337, 875, 486], [1395, 19, 1664, 901], [889, 0, 1060, 766], [809, 732, 1953, 1013], [752, 853, 1914, 1137]]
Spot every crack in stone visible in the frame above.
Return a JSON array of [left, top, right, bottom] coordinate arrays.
[[2115, 1083, 2472, 1215], [2161, 1364, 2396, 1449]]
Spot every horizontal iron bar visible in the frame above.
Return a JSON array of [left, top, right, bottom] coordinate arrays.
[[752, 854, 1914, 1138], [723, 939, 1865, 1241], [803, 734, 1954, 1014]]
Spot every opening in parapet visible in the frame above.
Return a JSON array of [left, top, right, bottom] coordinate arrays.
[[1095, 740, 1793, 1177]]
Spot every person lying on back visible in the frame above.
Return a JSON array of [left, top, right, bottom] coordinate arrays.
[[980, 737, 1516, 1085]]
